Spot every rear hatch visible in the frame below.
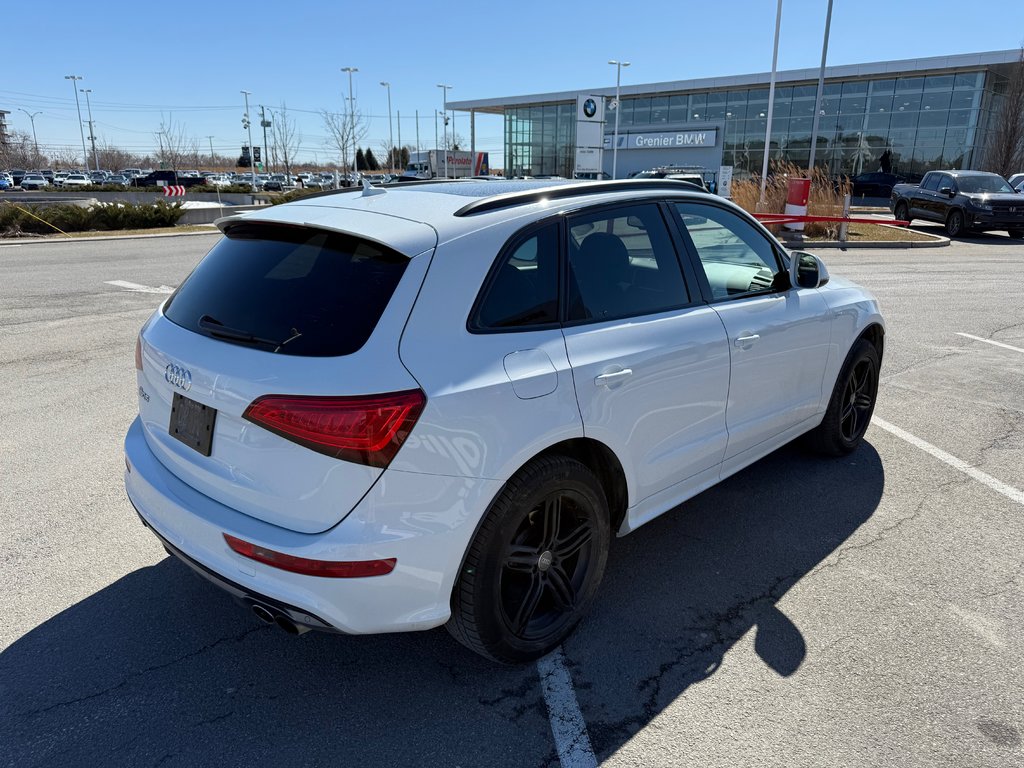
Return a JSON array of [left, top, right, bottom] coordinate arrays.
[[137, 210, 436, 534]]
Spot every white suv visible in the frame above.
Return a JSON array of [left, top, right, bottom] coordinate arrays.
[[124, 179, 884, 662]]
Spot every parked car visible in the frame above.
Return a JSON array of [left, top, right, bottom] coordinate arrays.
[[105, 174, 131, 187], [850, 172, 905, 198], [10, 169, 27, 187], [125, 179, 885, 662], [62, 174, 92, 188], [0, 176, 10, 191], [1007, 173, 1024, 191], [52, 171, 69, 187], [19, 173, 49, 190], [890, 170, 1024, 238], [90, 171, 109, 185], [665, 173, 710, 192]]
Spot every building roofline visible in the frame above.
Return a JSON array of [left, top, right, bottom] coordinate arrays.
[[449, 48, 1021, 114]]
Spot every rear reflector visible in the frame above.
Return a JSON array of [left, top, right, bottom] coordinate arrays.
[[224, 534, 396, 578], [135, 335, 143, 371], [242, 389, 425, 468]]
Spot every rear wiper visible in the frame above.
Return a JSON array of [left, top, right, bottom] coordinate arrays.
[[198, 315, 286, 350]]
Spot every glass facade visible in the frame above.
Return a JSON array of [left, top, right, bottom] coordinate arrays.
[[504, 68, 1004, 181]]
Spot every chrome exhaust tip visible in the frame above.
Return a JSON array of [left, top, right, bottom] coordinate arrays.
[[251, 604, 275, 624]]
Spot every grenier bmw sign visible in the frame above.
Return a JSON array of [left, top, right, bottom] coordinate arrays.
[[603, 129, 718, 150]]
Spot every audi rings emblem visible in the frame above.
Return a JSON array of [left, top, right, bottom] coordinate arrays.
[[165, 363, 192, 392]]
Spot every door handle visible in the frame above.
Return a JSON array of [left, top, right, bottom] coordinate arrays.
[[595, 368, 632, 386], [734, 334, 760, 347]]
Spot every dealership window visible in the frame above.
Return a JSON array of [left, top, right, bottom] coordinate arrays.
[[689, 93, 707, 120], [650, 96, 669, 124], [669, 95, 688, 123]]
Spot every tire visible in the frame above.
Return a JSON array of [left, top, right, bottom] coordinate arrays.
[[893, 201, 910, 224], [945, 209, 965, 237], [447, 455, 611, 663], [804, 339, 880, 457], [1008, 229, 1024, 240]]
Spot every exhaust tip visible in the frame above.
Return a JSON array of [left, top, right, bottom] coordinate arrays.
[[275, 615, 301, 635], [251, 604, 275, 624]]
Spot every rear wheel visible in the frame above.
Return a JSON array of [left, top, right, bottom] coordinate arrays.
[[945, 209, 966, 237], [893, 201, 910, 224], [447, 455, 610, 663], [804, 339, 880, 456]]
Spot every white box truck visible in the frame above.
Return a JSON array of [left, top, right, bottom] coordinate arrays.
[[402, 150, 489, 180]]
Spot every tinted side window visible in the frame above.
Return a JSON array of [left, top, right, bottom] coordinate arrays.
[[566, 204, 690, 323], [921, 173, 940, 191], [164, 223, 407, 357], [674, 203, 781, 300], [473, 224, 559, 330]]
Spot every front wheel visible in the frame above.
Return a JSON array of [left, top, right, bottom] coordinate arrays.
[[945, 209, 966, 237], [447, 455, 610, 663], [804, 339, 880, 456], [893, 201, 910, 224]]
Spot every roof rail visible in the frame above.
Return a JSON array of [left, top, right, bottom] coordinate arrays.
[[452, 179, 704, 217], [294, 177, 480, 202]]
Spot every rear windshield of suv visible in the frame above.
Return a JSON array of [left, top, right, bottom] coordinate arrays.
[[163, 223, 408, 357]]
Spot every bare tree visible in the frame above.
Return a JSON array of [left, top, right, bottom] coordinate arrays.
[[96, 140, 142, 173], [984, 48, 1024, 177], [50, 146, 81, 168], [155, 115, 198, 178], [444, 132, 466, 151], [0, 130, 41, 168], [271, 103, 302, 177], [321, 107, 368, 180]]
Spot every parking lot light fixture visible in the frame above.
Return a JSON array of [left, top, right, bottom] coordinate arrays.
[[241, 90, 257, 192], [608, 60, 630, 180], [342, 67, 359, 180], [437, 84, 452, 178], [18, 109, 41, 162], [80, 88, 99, 172], [64, 75, 89, 170]]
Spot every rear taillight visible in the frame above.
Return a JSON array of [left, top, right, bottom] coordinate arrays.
[[224, 534, 396, 578], [242, 389, 426, 468], [135, 335, 143, 371]]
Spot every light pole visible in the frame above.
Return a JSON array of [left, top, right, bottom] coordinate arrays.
[[241, 90, 258, 192], [64, 75, 88, 170], [259, 106, 272, 173], [18, 109, 41, 164], [341, 67, 358, 182], [608, 60, 630, 180], [80, 88, 99, 171], [807, 0, 834, 174], [437, 84, 452, 178], [760, 0, 784, 206], [380, 81, 394, 172]]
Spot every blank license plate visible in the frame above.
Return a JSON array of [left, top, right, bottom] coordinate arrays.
[[169, 392, 217, 456]]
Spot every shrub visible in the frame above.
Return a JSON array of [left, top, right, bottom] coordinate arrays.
[[0, 200, 185, 236]]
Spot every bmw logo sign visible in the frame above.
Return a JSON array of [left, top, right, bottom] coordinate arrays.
[[583, 98, 597, 118]]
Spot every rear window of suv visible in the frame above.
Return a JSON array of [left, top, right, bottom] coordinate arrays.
[[163, 223, 408, 357]]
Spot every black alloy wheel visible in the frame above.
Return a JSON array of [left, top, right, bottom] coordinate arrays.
[[447, 455, 610, 663], [804, 339, 880, 456], [894, 201, 910, 224], [946, 209, 965, 237]]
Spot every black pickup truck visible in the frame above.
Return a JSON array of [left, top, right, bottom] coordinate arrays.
[[131, 170, 209, 189], [890, 170, 1024, 238]]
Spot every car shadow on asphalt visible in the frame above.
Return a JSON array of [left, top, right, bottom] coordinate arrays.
[[0, 442, 883, 767]]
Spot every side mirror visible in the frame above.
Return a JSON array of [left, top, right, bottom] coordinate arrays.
[[939, 186, 954, 197], [789, 251, 830, 289]]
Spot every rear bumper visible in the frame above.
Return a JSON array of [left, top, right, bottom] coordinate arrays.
[[124, 417, 502, 634]]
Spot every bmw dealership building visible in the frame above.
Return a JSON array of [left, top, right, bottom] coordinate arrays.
[[449, 49, 1021, 180]]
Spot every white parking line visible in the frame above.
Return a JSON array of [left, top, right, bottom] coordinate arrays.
[[956, 332, 1024, 355], [537, 647, 597, 768], [873, 417, 1024, 506], [105, 280, 175, 294]]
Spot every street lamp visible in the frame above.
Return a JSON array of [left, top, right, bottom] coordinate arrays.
[[80, 88, 99, 172], [241, 90, 258, 192], [608, 60, 630, 180], [64, 75, 88, 170], [18, 109, 41, 163], [342, 67, 358, 183], [380, 81, 394, 172], [437, 84, 452, 178]]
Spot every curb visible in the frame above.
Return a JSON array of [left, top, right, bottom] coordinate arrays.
[[0, 228, 220, 245], [786, 223, 949, 249]]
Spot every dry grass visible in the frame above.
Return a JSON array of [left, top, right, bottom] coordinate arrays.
[[731, 161, 852, 238], [32, 225, 218, 240], [805, 222, 936, 242]]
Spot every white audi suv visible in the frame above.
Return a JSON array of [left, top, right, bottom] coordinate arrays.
[[124, 179, 884, 662]]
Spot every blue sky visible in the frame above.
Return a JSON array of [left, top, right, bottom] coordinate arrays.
[[4, 0, 1023, 169]]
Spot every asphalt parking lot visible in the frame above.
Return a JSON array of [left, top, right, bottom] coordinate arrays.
[[1, 230, 1022, 767]]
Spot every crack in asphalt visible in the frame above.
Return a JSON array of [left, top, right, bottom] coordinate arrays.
[[585, 571, 800, 750], [978, 558, 1024, 599], [20, 626, 267, 717], [479, 677, 546, 724]]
